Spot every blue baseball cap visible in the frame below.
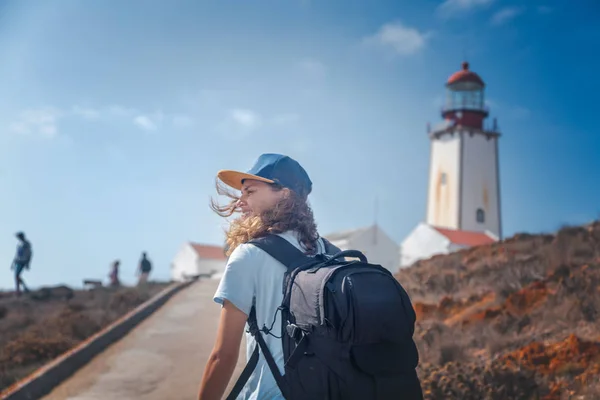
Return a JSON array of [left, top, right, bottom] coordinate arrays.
[[218, 153, 312, 197]]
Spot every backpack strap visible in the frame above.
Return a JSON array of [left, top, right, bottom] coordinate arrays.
[[225, 333, 259, 399], [250, 234, 323, 299], [249, 307, 290, 399], [225, 306, 290, 400], [321, 237, 340, 255], [248, 234, 312, 270]]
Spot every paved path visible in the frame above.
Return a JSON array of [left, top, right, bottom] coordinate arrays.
[[43, 280, 247, 400]]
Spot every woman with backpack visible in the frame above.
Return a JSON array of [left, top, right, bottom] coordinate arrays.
[[198, 153, 422, 400]]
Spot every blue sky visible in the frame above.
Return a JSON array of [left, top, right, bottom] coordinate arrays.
[[1, 0, 599, 289]]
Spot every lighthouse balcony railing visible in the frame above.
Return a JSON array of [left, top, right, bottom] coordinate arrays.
[[441, 104, 489, 114], [427, 119, 500, 134], [484, 121, 500, 133]]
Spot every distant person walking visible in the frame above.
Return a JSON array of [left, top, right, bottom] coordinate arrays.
[[109, 259, 120, 287], [11, 231, 32, 296], [137, 252, 152, 285]]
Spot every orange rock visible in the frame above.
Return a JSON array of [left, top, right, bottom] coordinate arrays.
[[500, 334, 600, 378], [505, 281, 549, 315]]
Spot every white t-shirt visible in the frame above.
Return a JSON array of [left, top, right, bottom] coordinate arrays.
[[213, 231, 328, 400]]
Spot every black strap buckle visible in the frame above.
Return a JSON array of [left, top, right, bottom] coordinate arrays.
[[284, 330, 311, 370], [286, 323, 303, 341], [247, 307, 260, 336]]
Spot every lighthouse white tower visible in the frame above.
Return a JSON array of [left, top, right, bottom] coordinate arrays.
[[425, 61, 502, 239], [399, 61, 502, 268]]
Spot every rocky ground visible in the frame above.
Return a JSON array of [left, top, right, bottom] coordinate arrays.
[[0, 281, 171, 392], [396, 220, 600, 399]]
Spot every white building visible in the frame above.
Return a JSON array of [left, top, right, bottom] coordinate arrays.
[[400, 61, 502, 267], [171, 242, 227, 281], [325, 224, 401, 274], [400, 222, 497, 267]]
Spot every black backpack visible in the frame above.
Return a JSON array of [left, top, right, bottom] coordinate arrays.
[[226, 234, 423, 400]]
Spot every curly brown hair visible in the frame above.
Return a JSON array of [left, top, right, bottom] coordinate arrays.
[[210, 179, 320, 256]]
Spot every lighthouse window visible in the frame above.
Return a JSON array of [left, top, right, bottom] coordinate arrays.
[[476, 208, 485, 223], [441, 173, 447, 185]]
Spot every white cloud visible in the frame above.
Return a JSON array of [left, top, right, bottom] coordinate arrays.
[[363, 22, 430, 56], [80, 105, 173, 132], [298, 58, 326, 77], [491, 6, 525, 26], [217, 109, 301, 140], [128, 109, 191, 131], [436, 0, 494, 18], [9, 107, 63, 138], [230, 108, 261, 129], [75, 105, 189, 131], [485, 98, 498, 108], [216, 108, 262, 140], [8, 104, 194, 137], [133, 115, 158, 131]]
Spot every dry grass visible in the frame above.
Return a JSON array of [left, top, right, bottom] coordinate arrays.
[[0, 282, 170, 391], [397, 220, 600, 399]]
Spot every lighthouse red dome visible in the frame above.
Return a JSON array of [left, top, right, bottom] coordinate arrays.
[[447, 61, 485, 86]]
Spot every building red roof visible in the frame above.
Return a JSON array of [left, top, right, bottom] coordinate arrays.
[[433, 226, 496, 247], [190, 243, 227, 260], [447, 61, 485, 86]]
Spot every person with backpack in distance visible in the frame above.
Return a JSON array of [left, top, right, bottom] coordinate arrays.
[[11, 231, 33, 296], [197, 153, 423, 400], [137, 251, 152, 286]]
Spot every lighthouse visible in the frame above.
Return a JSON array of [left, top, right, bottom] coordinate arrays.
[[400, 61, 502, 268], [426, 61, 502, 238]]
